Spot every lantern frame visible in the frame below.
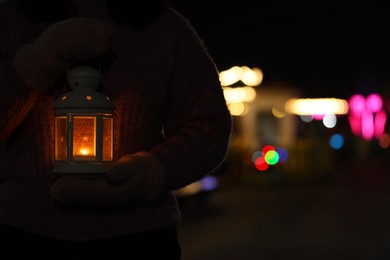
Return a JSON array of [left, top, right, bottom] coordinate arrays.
[[52, 66, 115, 177]]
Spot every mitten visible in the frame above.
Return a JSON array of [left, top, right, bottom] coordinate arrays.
[[50, 152, 166, 206], [14, 17, 115, 91]]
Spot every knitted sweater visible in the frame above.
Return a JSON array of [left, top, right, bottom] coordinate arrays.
[[0, 1, 231, 240]]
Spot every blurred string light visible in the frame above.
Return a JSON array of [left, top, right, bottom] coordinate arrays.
[[285, 98, 349, 115], [348, 93, 387, 141], [252, 145, 288, 172], [220, 66, 263, 116], [285, 98, 348, 130], [223, 86, 256, 103], [220, 66, 263, 87]]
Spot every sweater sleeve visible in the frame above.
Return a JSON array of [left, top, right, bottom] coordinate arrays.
[[151, 9, 232, 190], [0, 8, 40, 143]]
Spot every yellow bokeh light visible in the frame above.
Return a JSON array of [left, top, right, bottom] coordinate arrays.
[[242, 86, 256, 102], [219, 65, 262, 117], [228, 102, 249, 116], [175, 181, 202, 196], [240, 66, 263, 86], [272, 107, 285, 118], [223, 86, 256, 103], [219, 66, 263, 87], [219, 66, 242, 86], [285, 98, 349, 115]]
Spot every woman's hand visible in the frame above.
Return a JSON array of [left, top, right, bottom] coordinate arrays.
[[50, 152, 166, 206], [14, 17, 115, 91]]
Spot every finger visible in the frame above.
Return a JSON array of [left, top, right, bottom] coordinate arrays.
[[106, 156, 142, 183], [105, 160, 130, 183]]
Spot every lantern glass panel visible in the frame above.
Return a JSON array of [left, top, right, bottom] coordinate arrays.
[[102, 116, 113, 161], [73, 116, 96, 160], [55, 116, 67, 160]]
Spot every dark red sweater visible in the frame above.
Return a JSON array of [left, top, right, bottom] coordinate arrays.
[[0, 1, 231, 240]]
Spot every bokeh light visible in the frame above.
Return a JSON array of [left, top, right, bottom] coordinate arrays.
[[300, 115, 313, 122], [379, 133, 390, 149], [362, 111, 374, 141], [228, 102, 249, 116], [255, 156, 269, 171], [366, 93, 382, 113], [348, 93, 386, 141], [323, 114, 337, 128], [276, 147, 288, 163], [252, 145, 288, 172], [219, 66, 263, 87], [262, 145, 275, 154], [349, 94, 365, 115], [374, 110, 387, 139], [329, 133, 344, 150], [220, 65, 263, 117], [285, 98, 349, 115], [252, 150, 263, 163], [272, 106, 286, 118], [264, 150, 279, 165], [240, 66, 263, 86], [201, 175, 219, 191]]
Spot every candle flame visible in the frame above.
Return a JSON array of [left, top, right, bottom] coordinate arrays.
[[80, 149, 89, 155]]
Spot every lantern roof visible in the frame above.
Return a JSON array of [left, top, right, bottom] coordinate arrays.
[[53, 66, 115, 114]]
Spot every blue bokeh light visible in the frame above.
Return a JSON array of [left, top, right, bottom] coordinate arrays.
[[329, 134, 344, 150]]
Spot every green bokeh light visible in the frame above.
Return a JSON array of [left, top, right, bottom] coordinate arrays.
[[264, 150, 279, 165]]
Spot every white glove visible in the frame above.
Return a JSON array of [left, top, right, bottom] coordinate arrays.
[[14, 17, 115, 91], [50, 152, 166, 206]]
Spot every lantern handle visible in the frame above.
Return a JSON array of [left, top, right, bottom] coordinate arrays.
[[67, 59, 102, 73]]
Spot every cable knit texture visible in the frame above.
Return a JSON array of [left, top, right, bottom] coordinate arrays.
[[0, 1, 231, 240]]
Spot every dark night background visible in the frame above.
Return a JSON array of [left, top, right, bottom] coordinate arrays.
[[170, 2, 390, 259], [171, 0, 390, 99]]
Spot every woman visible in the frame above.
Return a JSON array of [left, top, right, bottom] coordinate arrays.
[[0, 0, 231, 257]]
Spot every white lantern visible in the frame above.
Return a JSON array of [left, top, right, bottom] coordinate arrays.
[[52, 66, 115, 177]]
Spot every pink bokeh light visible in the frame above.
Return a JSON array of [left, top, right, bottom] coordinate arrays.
[[348, 93, 387, 141], [374, 110, 387, 139], [366, 93, 382, 113], [349, 94, 366, 115]]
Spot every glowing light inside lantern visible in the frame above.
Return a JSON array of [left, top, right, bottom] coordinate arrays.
[[80, 148, 89, 155], [73, 117, 96, 160], [52, 66, 115, 177]]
